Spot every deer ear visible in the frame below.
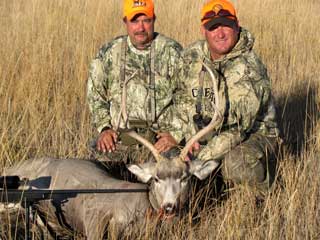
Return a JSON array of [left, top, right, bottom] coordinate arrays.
[[127, 163, 155, 183], [190, 160, 219, 180]]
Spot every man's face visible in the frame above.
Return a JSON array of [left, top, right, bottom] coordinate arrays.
[[202, 24, 239, 60], [124, 14, 155, 50]]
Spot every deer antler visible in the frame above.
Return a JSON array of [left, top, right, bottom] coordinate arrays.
[[179, 62, 223, 160], [125, 131, 163, 161], [116, 70, 163, 162]]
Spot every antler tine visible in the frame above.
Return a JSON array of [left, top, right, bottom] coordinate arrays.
[[125, 131, 163, 161], [115, 70, 138, 132], [179, 62, 223, 160], [115, 70, 163, 162]]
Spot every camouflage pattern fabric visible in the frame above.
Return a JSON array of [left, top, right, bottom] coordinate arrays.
[[91, 138, 156, 164], [222, 133, 278, 192], [181, 28, 280, 187], [87, 33, 191, 145]]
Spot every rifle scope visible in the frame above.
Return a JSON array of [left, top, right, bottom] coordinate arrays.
[[0, 175, 21, 189]]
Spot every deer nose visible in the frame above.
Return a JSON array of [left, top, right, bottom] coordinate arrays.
[[163, 203, 175, 215]]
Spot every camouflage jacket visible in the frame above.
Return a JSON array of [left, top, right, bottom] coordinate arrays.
[[87, 33, 188, 142], [182, 28, 279, 161]]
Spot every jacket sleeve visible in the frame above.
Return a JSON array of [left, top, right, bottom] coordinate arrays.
[[87, 55, 112, 133]]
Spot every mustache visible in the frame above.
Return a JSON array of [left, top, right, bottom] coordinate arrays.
[[134, 32, 148, 36]]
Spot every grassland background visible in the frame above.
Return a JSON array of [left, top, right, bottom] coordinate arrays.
[[0, 0, 319, 239]]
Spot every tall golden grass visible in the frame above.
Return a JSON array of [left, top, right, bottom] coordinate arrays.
[[0, 0, 319, 239]]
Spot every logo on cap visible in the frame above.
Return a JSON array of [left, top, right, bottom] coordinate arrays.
[[212, 4, 223, 13], [133, 0, 146, 7]]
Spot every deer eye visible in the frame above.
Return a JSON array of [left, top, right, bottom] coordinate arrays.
[[153, 176, 160, 183]]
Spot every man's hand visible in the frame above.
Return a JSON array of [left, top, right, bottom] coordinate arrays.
[[154, 132, 177, 153], [185, 141, 201, 161], [96, 129, 118, 153]]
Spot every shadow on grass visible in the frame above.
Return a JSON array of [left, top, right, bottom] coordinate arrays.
[[275, 81, 318, 156]]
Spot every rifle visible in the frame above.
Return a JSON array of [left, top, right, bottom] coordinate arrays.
[[0, 175, 148, 240]]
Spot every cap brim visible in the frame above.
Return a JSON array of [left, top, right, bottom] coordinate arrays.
[[126, 10, 154, 21], [204, 17, 237, 30]]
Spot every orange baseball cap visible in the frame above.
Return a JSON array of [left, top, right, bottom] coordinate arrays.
[[123, 0, 154, 21], [201, 0, 238, 30]]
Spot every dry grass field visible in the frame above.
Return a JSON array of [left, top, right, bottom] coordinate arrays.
[[0, 0, 319, 239]]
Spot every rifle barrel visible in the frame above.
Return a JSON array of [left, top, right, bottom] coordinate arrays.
[[0, 188, 148, 203]]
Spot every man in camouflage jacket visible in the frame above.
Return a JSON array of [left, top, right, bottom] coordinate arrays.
[[87, 0, 189, 163], [182, 0, 280, 191]]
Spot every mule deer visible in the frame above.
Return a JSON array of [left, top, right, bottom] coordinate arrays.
[[1, 63, 223, 238]]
